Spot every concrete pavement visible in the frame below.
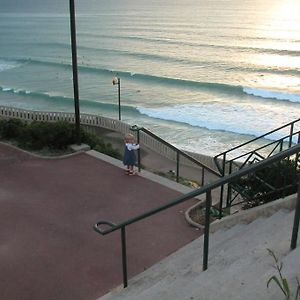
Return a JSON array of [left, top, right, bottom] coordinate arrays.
[[0, 142, 201, 300]]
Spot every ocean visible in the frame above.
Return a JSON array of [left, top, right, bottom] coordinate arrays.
[[0, 0, 300, 157]]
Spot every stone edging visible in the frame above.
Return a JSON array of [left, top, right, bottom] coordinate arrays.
[[0, 141, 85, 160], [185, 193, 297, 233], [87, 150, 196, 195]]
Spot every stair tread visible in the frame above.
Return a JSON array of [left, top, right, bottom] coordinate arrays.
[[98, 209, 298, 300]]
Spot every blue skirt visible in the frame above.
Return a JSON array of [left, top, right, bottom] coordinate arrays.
[[123, 147, 137, 166]]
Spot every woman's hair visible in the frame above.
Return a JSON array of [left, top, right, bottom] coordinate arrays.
[[125, 133, 135, 142]]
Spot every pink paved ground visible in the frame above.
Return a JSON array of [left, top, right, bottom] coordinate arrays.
[[0, 143, 201, 300]]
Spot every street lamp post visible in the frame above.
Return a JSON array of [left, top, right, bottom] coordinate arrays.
[[69, 0, 81, 144], [112, 76, 121, 120]]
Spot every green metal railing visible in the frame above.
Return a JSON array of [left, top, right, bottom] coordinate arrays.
[[130, 125, 220, 186], [94, 144, 300, 288], [213, 119, 300, 213]]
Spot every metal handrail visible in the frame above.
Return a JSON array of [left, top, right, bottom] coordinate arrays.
[[229, 132, 300, 166], [130, 125, 220, 186], [94, 144, 300, 288], [213, 119, 300, 215], [214, 118, 300, 175]]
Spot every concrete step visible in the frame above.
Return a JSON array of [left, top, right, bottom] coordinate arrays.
[[99, 223, 247, 300], [208, 209, 293, 267], [124, 211, 294, 300], [98, 209, 298, 300]]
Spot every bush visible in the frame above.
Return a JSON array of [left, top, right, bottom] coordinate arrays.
[[0, 118, 121, 158], [236, 159, 299, 209], [0, 118, 25, 139], [80, 130, 104, 149], [0, 119, 5, 137], [94, 142, 121, 159], [80, 130, 121, 159], [18, 121, 75, 150]]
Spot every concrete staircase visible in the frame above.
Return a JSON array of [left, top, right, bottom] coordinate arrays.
[[98, 208, 300, 300]]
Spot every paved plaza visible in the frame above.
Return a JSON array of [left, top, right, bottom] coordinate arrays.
[[0, 143, 200, 300]]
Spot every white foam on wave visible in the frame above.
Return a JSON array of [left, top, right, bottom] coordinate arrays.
[[2, 87, 12, 92], [0, 59, 20, 72], [243, 87, 300, 103], [137, 102, 299, 140]]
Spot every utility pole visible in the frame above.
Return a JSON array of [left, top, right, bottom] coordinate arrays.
[[69, 0, 81, 144]]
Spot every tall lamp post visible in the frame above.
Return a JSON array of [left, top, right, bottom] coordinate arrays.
[[69, 0, 81, 144], [112, 76, 121, 120]]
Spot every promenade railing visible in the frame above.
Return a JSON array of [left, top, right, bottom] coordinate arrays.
[[130, 125, 220, 186], [94, 144, 300, 288]]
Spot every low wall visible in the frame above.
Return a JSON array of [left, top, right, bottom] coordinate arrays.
[[0, 106, 219, 172], [186, 193, 298, 232]]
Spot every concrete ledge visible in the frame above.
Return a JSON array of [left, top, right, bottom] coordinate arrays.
[[87, 150, 196, 195], [185, 193, 298, 233], [69, 143, 90, 152], [0, 141, 82, 160]]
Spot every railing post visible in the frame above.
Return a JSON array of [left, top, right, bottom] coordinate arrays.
[[226, 160, 233, 208], [121, 226, 128, 288], [176, 151, 180, 182], [219, 153, 226, 216], [288, 122, 294, 148], [137, 129, 141, 172], [201, 167, 205, 186], [279, 139, 283, 152], [296, 134, 300, 170], [291, 176, 300, 250], [203, 190, 212, 271]]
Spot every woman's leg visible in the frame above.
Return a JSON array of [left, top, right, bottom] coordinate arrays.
[[129, 165, 135, 175], [124, 165, 130, 174]]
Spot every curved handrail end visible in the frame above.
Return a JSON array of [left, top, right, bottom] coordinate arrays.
[[93, 220, 117, 235], [130, 125, 142, 131]]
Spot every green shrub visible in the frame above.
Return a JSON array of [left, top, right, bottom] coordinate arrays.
[[49, 121, 75, 149], [0, 119, 5, 137], [94, 142, 121, 159], [18, 121, 75, 150], [236, 159, 299, 210], [0, 118, 25, 139], [0, 118, 121, 158], [80, 130, 105, 149], [80, 130, 121, 159]]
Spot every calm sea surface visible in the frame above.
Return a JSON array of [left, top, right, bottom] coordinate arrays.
[[0, 0, 300, 156]]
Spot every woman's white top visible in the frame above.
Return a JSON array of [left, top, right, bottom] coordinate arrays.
[[125, 143, 140, 151]]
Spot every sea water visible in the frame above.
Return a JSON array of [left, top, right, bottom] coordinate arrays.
[[0, 0, 300, 157]]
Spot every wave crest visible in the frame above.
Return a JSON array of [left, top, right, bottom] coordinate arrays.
[[137, 103, 297, 140], [0, 59, 21, 72], [0, 86, 136, 112], [243, 87, 300, 103]]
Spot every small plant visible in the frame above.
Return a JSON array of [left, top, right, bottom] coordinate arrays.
[[201, 206, 230, 218], [267, 249, 300, 300]]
